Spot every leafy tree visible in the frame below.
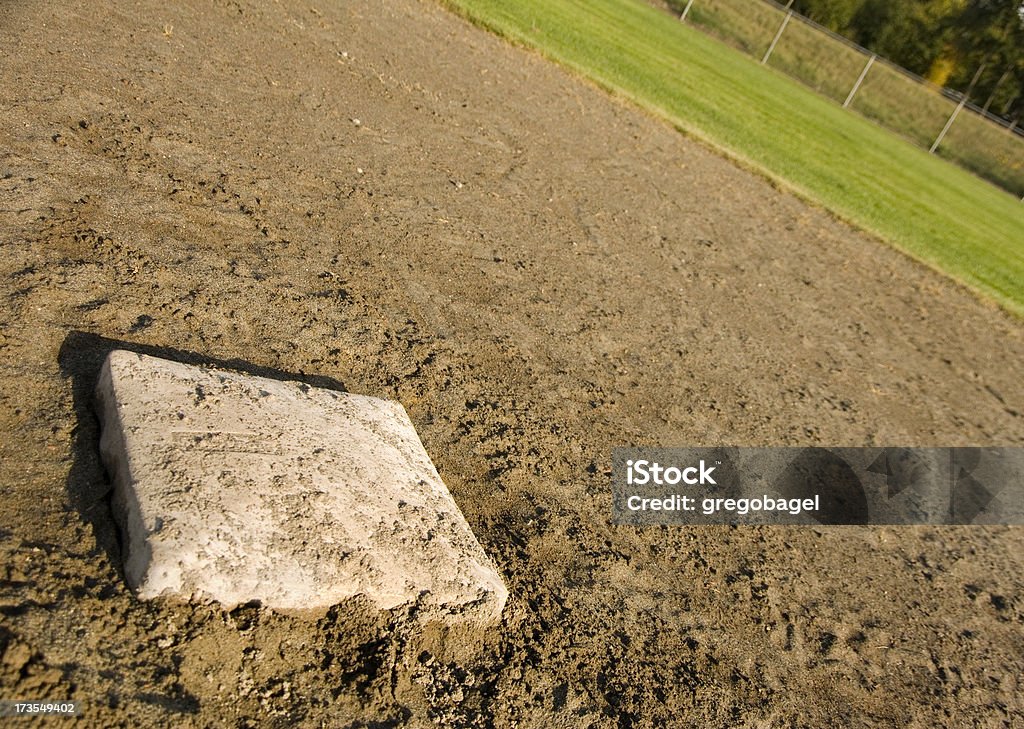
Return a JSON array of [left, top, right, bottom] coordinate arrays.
[[945, 1, 1024, 119], [791, 0, 864, 32], [849, 0, 961, 76]]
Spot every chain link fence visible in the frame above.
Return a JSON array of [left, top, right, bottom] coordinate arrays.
[[675, 0, 1024, 198]]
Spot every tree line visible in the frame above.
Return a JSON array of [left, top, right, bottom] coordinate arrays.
[[790, 0, 1023, 122]]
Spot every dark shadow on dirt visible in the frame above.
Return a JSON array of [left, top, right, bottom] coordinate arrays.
[[56, 329, 349, 579], [135, 690, 201, 714]]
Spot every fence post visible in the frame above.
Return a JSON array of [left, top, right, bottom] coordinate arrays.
[[930, 65, 985, 154], [982, 67, 1011, 113], [930, 98, 966, 154], [844, 54, 875, 108], [679, 0, 695, 22], [761, 4, 794, 66]]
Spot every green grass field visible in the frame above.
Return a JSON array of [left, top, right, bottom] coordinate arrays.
[[443, 0, 1024, 316]]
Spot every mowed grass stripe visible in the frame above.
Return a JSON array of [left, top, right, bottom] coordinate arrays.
[[443, 0, 1024, 315]]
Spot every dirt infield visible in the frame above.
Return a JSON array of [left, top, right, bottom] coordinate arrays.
[[1, 0, 1022, 726]]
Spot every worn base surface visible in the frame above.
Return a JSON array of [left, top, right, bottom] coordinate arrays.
[[95, 350, 507, 621]]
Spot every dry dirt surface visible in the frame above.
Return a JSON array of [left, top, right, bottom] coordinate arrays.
[[1, 0, 1023, 726]]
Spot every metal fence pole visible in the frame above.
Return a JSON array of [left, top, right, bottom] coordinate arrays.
[[679, 0, 695, 22], [761, 4, 794, 66], [843, 54, 875, 108], [931, 65, 985, 154], [982, 67, 1011, 113], [930, 98, 966, 154]]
